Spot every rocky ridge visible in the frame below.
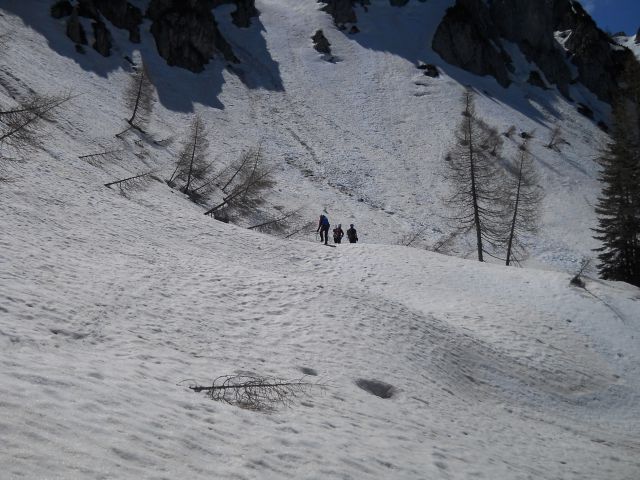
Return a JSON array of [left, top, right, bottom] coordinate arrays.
[[51, 0, 257, 71], [432, 0, 635, 104]]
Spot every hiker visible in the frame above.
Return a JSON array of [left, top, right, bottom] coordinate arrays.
[[317, 214, 330, 245], [333, 224, 344, 244], [346, 224, 358, 243]]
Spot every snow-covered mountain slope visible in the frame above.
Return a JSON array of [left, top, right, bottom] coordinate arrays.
[[0, 0, 619, 272], [2, 2, 640, 479], [2, 97, 640, 478]]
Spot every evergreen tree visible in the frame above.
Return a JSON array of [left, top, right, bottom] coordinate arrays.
[[593, 60, 640, 286]]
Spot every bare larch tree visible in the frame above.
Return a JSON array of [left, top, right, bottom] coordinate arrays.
[[119, 61, 155, 135], [0, 91, 73, 156], [505, 137, 543, 266], [168, 114, 211, 195], [443, 90, 509, 261], [204, 147, 274, 216]]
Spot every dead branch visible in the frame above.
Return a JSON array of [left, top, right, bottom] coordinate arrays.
[[0, 91, 74, 152], [248, 207, 303, 231], [188, 375, 321, 411], [104, 170, 155, 192]]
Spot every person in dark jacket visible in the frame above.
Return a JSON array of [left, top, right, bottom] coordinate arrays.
[[346, 224, 358, 243], [333, 224, 344, 244], [317, 214, 330, 245]]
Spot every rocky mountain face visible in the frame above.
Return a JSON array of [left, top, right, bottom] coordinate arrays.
[[51, 0, 257, 71], [432, 0, 635, 103], [318, 0, 418, 27]]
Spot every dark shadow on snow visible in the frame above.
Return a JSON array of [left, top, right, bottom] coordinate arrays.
[[1, 1, 283, 112], [329, 0, 567, 128]]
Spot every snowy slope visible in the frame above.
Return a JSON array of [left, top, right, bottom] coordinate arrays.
[[0, 0, 616, 272], [2, 1, 640, 479]]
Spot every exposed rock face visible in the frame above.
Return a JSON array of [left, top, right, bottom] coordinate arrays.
[[147, 0, 238, 72], [92, 20, 112, 56], [636, 27, 639, 44], [51, 1, 73, 19], [319, 0, 369, 25], [312, 29, 331, 54], [433, 0, 635, 103], [432, 0, 512, 87], [212, 0, 259, 28], [93, 0, 143, 43], [66, 9, 87, 45]]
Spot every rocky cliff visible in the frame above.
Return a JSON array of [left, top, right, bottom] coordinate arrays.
[[432, 0, 634, 103], [52, 0, 258, 71]]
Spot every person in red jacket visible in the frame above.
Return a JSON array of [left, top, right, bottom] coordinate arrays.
[[333, 224, 344, 244]]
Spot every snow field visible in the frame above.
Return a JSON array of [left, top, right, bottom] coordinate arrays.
[[1, 1, 640, 479]]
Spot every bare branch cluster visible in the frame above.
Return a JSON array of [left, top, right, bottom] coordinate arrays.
[[442, 90, 510, 261], [117, 62, 155, 136], [505, 137, 543, 265], [104, 170, 155, 193], [249, 207, 303, 233], [442, 91, 542, 264], [545, 124, 569, 151], [189, 375, 320, 411], [204, 147, 274, 216], [0, 91, 73, 156], [168, 114, 211, 195]]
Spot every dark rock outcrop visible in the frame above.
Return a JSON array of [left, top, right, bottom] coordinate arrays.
[[93, 0, 142, 43], [319, 0, 369, 25], [636, 27, 639, 44], [312, 29, 331, 54], [212, 0, 259, 28], [92, 20, 112, 56], [433, 0, 635, 103], [66, 9, 87, 45], [147, 0, 238, 72], [527, 70, 548, 89], [51, 0, 73, 19], [432, 0, 512, 87]]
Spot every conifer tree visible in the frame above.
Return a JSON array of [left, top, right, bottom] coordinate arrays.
[[593, 59, 640, 286]]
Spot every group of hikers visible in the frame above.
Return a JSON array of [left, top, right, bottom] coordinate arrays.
[[316, 214, 358, 246]]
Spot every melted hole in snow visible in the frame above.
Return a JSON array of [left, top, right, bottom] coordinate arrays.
[[356, 379, 395, 399], [50, 329, 88, 340], [299, 367, 318, 376]]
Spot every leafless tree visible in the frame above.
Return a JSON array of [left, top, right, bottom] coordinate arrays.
[[188, 375, 320, 411], [505, 137, 543, 266], [545, 124, 568, 151], [0, 91, 73, 156], [220, 147, 258, 193], [248, 207, 303, 233], [204, 148, 274, 216], [117, 62, 155, 136], [570, 258, 591, 288], [167, 115, 211, 195], [503, 125, 516, 139], [284, 220, 316, 239], [442, 90, 509, 261]]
